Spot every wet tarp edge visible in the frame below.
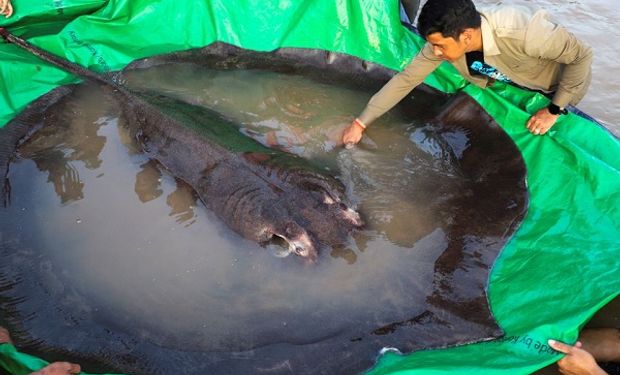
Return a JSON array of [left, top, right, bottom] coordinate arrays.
[[0, 1, 618, 375], [0, 343, 48, 375]]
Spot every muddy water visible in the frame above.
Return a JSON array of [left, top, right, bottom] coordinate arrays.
[[121, 65, 464, 247], [123, 64, 359, 159], [1, 67, 477, 365]]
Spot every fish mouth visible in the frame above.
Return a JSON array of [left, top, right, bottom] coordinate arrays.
[[272, 232, 317, 262], [291, 244, 317, 262]]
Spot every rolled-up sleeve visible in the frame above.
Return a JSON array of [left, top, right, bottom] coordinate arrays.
[[358, 44, 442, 126], [525, 10, 593, 107]]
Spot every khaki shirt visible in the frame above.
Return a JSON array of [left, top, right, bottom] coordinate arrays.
[[358, 5, 593, 126]]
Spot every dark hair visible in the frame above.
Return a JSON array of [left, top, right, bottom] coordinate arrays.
[[417, 0, 481, 39]]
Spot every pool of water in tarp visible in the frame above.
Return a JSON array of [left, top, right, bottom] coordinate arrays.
[[0, 63, 524, 374]]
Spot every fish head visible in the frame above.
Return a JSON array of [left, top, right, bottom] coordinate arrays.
[[273, 221, 318, 262]]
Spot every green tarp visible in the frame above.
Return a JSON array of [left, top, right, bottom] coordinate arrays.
[[0, 1, 618, 374]]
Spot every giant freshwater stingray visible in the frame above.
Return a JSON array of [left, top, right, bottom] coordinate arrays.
[[0, 33, 528, 374], [0, 29, 364, 262]]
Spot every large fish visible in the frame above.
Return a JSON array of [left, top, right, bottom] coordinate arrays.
[[0, 28, 363, 261]]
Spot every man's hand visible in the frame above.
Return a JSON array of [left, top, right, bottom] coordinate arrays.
[[2, 327, 81, 374], [0, 0, 13, 18], [526, 108, 560, 135], [548, 339, 608, 375], [0, 326, 12, 344], [341, 119, 365, 147], [30, 362, 82, 375]]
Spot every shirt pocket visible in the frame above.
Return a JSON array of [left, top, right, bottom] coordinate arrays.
[[506, 58, 539, 73]]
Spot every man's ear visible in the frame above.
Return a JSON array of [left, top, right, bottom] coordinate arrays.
[[460, 28, 474, 44]]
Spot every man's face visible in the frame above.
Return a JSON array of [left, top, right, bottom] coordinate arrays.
[[426, 32, 468, 62]]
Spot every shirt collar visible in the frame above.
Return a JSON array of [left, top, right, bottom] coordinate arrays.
[[480, 13, 501, 56]]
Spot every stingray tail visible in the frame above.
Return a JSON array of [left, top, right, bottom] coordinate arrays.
[[0, 27, 120, 90]]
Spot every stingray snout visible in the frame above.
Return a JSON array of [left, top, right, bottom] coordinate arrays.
[[340, 204, 364, 228], [275, 221, 318, 262]]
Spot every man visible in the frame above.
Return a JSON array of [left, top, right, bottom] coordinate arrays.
[[342, 0, 592, 144]]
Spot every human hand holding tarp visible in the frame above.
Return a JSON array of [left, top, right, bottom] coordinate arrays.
[[526, 107, 561, 135], [0, 0, 12, 18], [0, 326, 12, 344], [548, 339, 608, 375], [1, 327, 82, 375], [30, 362, 82, 375]]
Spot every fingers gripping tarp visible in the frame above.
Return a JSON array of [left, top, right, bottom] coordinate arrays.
[[0, 1, 618, 375]]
